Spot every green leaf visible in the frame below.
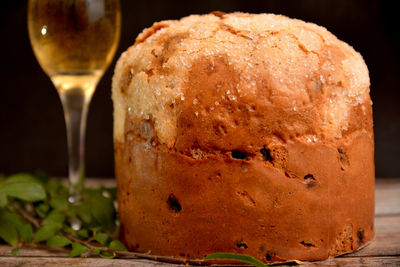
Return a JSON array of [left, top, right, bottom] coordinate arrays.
[[46, 181, 67, 198], [0, 193, 7, 208], [34, 222, 62, 243], [0, 214, 19, 245], [0, 213, 23, 245], [109, 240, 127, 251], [63, 226, 75, 235], [46, 235, 72, 247], [92, 248, 101, 254], [35, 203, 50, 218], [20, 224, 33, 243], [42, 210, 65, 225], [1, 212, 23, 231], [0, 181, 46, 202], [76, 229, 89, 238], [90, 227, 101, 235], [49, 194, 69, 211], [99, 251, 116, 259], [69, 242, 89, 257], [11, 247, 20, 255], [76, 203, 92, 224], [2, 173, 39, 185], [204, 253, 269, 267], [90, 196, 115, 232], [94, 233, 109, 246]]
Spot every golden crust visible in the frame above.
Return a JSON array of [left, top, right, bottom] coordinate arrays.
[[112, 12, 371, 147], [112, 12, 374, 263]]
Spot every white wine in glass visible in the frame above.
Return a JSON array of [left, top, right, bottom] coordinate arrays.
[[28, 0, 121, 202]]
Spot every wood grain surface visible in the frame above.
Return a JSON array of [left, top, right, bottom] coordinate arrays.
[[0, 178, 399, 266]]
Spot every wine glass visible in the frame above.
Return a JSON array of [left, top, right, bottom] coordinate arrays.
[[28, 0, 121, 202]]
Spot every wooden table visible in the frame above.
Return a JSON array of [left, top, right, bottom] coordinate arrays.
[[0, 178, 399, 266]]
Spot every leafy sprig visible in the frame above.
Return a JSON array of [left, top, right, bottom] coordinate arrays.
[[0, 172, 125, 258]]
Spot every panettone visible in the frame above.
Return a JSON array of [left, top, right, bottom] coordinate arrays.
[[112, 12, 374, 263]]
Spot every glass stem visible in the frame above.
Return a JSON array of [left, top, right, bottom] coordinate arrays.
[[60, 88, 92, 203]]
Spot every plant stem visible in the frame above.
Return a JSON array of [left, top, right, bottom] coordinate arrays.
[[65, 234, 205, 265], [15, 206, 40, 229]]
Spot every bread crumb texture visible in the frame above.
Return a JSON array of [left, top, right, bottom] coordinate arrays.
[[112, 12, 371, 151]]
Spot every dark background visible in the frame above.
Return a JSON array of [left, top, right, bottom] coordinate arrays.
[[0, 0, 399, 178]]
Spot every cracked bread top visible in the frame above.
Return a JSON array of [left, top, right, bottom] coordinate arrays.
[[112, 12, 372, 152]]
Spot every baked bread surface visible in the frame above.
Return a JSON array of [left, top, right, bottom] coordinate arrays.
[[112, 12, 374, 263]]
